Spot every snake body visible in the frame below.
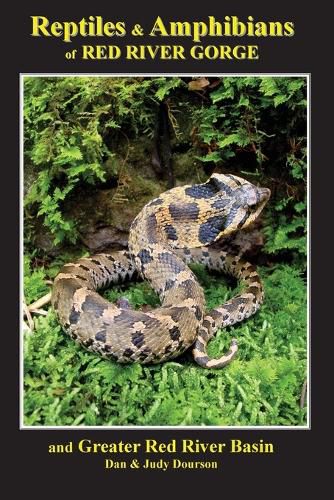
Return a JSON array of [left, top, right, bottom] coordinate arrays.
[[52, 173, 270, 368]]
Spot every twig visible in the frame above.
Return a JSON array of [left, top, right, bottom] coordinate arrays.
[[29, 309, 48, 316], [23, 300, 34, 330], [26, 292, 52, 313], [23, 320, 33, 333]]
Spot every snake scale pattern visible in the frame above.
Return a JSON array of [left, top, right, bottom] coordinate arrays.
[[52, 173, 270, 368]]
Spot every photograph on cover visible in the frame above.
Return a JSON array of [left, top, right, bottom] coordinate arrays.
[[21, 75, 308, 428]]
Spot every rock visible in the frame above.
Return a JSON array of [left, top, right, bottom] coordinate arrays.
[[80, 225, 129, 252], [24, 162, 38, 197], [34, 225, 63, 257]]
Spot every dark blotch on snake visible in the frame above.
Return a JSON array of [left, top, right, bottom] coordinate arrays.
[[123, 348, 134, 358], [164, 278, 174, 291], [212, 198, 230, 210], [164, 224, 178, 241], [169, 202, 199, 221], [169, 307, 188, 322], [148, 198, 163, 207], [146, 214, 158, 243], [137, 249, 153, 264], [248, 275, 260, 283], [224, 297, 248, 309], [195, 339, 205, 353], [138, 347, 152, 360], [95, 330, 107, 342], [79, 264, 90, 272], [209, 177, 234, 195], [81, 295, 106, 318], [132, 331, 145, 348], [185, 184, 215, 199], [69, 307, 80, 324], [198, 215, 227, 244], [194, 355, 210, 366], [225, 173, 242, 186], [194, 305, 202, 321], [169, 325, 181, 341], [246, 265, 257, 273], [203, 318, 212, 330], [158, 252, 185, 274], [179, 278, 197, 298], [91, 258, 103, 266]]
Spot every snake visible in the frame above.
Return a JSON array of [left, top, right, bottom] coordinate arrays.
[[52, 173, 270, 369]]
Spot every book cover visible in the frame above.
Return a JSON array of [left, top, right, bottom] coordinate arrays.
[[3, 0, 329, 495]]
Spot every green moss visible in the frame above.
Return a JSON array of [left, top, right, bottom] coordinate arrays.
[[24, 256, 50, 305], [23, 263, 307, 427], [125, 168, 163, 200], [173, 152, 204, 183]]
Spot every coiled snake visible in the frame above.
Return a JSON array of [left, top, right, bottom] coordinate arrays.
[[52, 173, 270, 368]]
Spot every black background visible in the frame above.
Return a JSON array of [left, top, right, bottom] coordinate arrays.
[[2, 0, 331, 496]]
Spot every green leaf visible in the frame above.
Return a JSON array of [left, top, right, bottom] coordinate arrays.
[[238, 94, 249, 107], [219, 133, 242, 148]]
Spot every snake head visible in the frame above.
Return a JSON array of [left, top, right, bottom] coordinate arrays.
[[142, 173, 270, 249], [207, 173, 271, 239]]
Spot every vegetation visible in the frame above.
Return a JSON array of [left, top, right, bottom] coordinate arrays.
[[23, 76, 307, 426], [24, 260, 306, 426]]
